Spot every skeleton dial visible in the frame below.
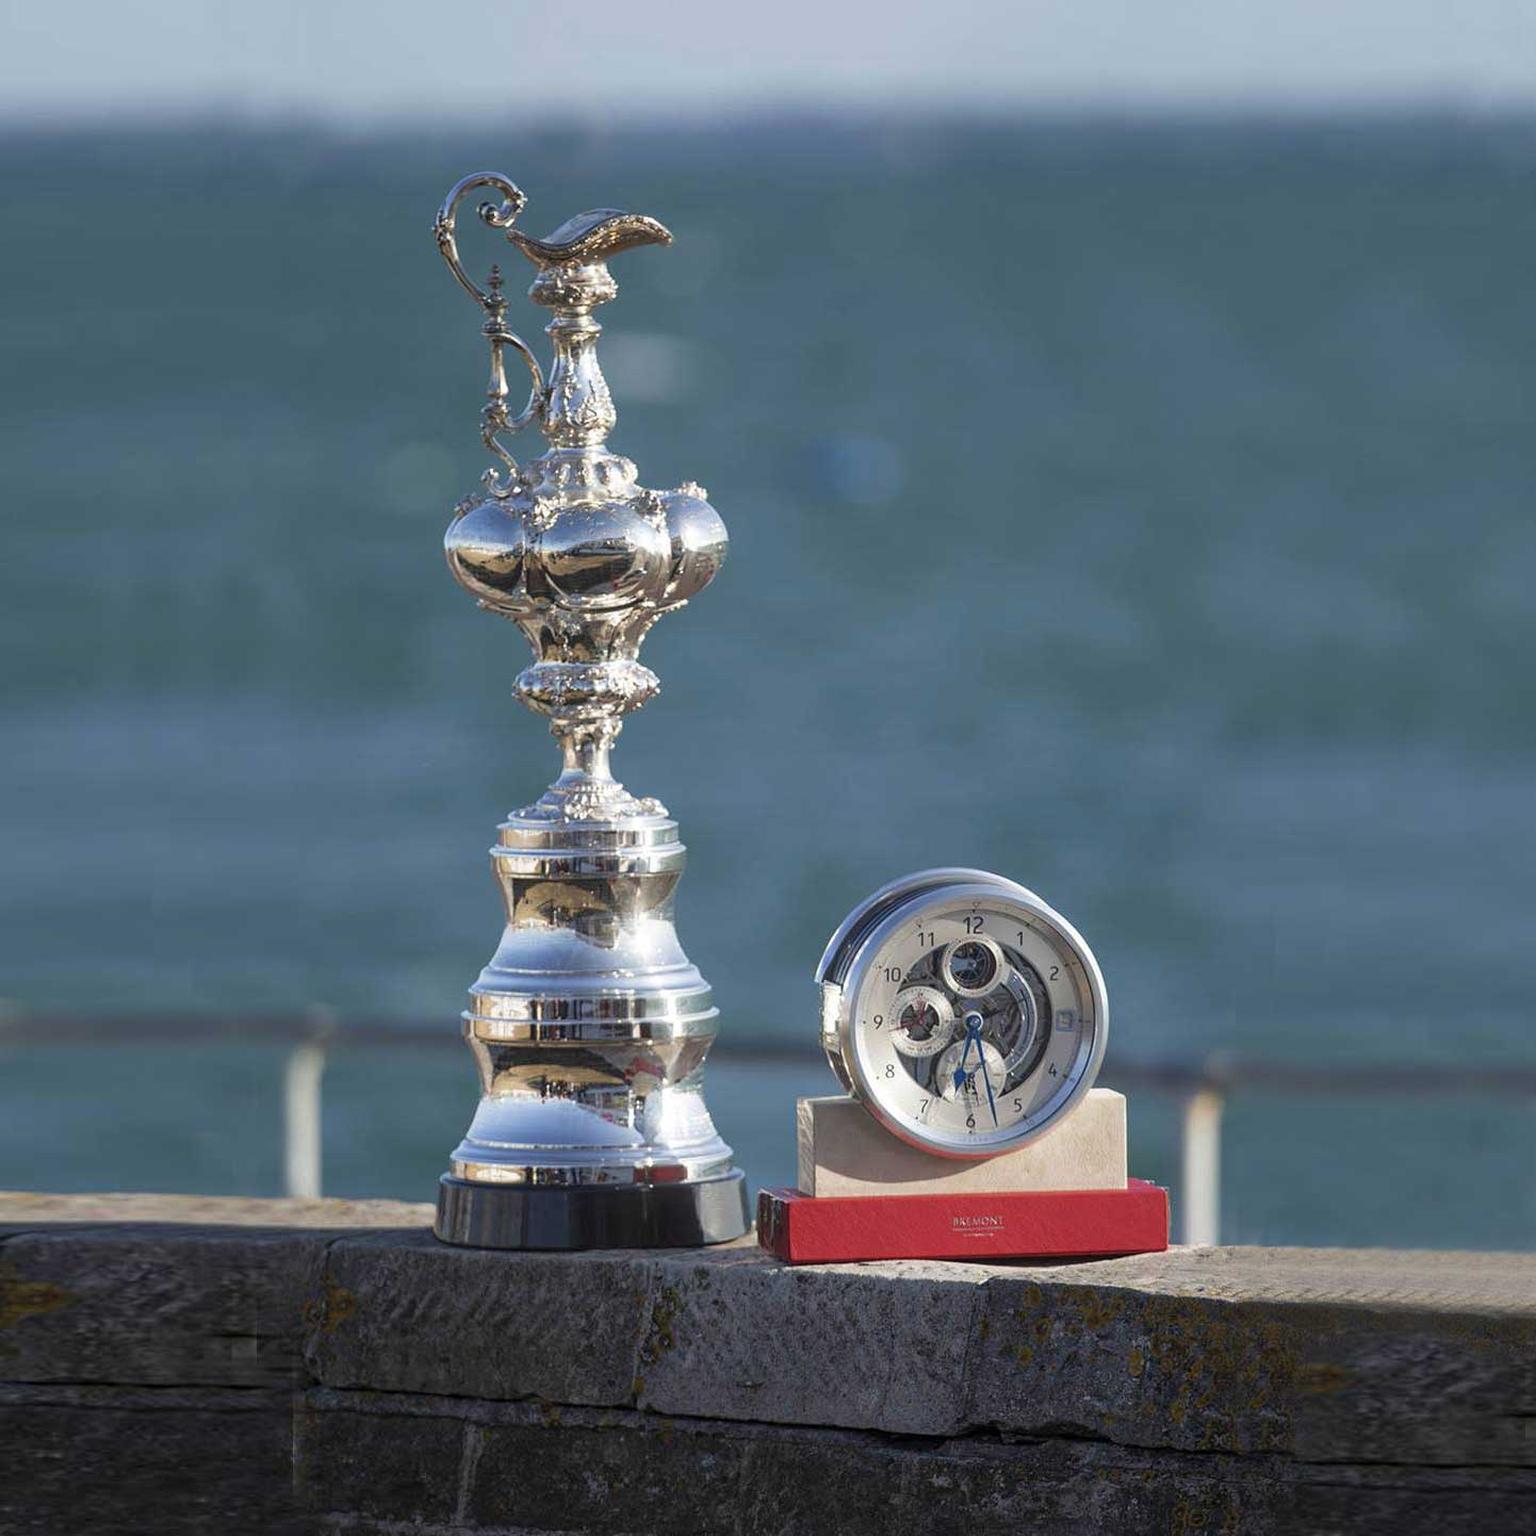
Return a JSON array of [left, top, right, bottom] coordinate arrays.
[[817, 870, 1107, 1158]]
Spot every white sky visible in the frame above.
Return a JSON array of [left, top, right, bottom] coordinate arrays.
[[5, 0, 1536, 122]]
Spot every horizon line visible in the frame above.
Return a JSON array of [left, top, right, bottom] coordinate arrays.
[[6, 96, 1536, 136]]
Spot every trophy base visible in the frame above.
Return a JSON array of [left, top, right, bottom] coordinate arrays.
[[434, 1171, 751, 1250]]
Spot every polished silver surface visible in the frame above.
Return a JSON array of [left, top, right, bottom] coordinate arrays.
[[429, 172, 746, 1246], [818, 869, 1108, 1158]]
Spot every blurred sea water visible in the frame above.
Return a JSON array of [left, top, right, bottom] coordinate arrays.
[[1, 118, 1533, 1246]]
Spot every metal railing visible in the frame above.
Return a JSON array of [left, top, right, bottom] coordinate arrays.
[[4, 1010, 1534, 1244]]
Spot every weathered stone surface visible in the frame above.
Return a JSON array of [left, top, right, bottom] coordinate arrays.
[[0, 1383, 303, 1536], [994, 1242, 1536, 1312], [468, 1402, 744, 1534], [0, 1192, 434, 1390], [306, 1228, 656, 1407], [968, 1246, 1536, 1467], [303, 1392, 1536, 1536], [2, 1195, 1534, 1536], [295, 1390, 467, 1526], [637, 1245, 980, 1435], [0, 1190, 435, 1232], [0, 1223, 328, 1387], [734, 1429, 1235, 1536]]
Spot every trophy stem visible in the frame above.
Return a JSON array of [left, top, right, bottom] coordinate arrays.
[[562, 735, 611, 780]]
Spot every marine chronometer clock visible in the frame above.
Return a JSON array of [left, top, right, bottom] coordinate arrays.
[[816, 869, 1108, 1157]]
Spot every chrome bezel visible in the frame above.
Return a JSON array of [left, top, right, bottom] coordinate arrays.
[[818, 869, 1109, 1159]]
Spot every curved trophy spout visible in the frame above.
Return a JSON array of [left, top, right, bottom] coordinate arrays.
[[429, 172, 748, 1249]]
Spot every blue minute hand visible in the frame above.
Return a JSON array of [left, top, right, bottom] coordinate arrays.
[[979, 1040, 999, 1126], [962, 1012, 999, 1126]]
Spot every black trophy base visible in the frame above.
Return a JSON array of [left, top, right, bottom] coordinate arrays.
[[434, 1171, 752, 1250]]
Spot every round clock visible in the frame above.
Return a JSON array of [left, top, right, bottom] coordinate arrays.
[[815, 868, 1108, 1158]]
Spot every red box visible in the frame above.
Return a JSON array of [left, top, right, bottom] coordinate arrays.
[[756, 1178, 1169, 1264]]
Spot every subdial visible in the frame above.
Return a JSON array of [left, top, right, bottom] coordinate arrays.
[[941, 936, 1004, 997], [888, 985, 956, 1058], [936, 1038, 1006, 1101]]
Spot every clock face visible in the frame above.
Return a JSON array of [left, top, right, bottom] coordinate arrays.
[[817, 870, 1107, 1158]]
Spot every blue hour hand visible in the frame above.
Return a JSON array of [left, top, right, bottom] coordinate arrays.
[[952, 1024, 975, 1090]]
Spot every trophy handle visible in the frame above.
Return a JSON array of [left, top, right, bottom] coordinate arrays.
[[434, 171, 525, 306], [434, 172, 547, 493]]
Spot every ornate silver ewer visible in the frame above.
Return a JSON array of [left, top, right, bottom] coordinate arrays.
[[429, 172, 749, 1248]]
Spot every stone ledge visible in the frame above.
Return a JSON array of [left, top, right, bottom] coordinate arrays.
[[0, 1190, 436, 1230], [294, 1386, 1536, 1536], [0, 1382, 305, 1536], [4, 1380, 1532, 1536], [2, 1193, 1534, 1535]]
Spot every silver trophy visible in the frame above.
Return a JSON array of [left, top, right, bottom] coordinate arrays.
[[429, 172, 749, 1248]]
